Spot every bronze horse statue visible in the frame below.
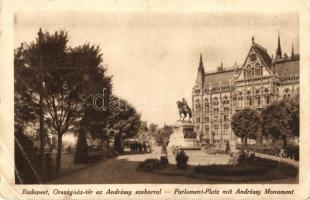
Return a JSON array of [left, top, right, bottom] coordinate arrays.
[[177, 100, 192, 121]]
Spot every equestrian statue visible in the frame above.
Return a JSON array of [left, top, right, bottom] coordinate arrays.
[[176, 98, 192, 121]]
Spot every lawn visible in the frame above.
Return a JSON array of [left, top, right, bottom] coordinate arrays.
[[138, 157, 298, 184]]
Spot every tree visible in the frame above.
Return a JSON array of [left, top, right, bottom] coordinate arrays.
[[82, 96, 141, 153], [15, 29, 112, 173], [261, 96, 299, 149], [231, 108, 262, 148], [156, 125, 173, 146], [149, 123, 158, 137], [287, 96, 299, 137], [14, 47, 39, 128]]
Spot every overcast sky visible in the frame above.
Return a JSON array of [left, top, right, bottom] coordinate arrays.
[[15, 12, 299, 126]]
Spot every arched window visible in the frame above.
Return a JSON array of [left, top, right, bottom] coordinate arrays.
[[243, 70, 246, 79], [223, 95, 229, 104], [264, 88, 270, 105], [255, 63, 260, 76], [213, 97, 219, 106], [260, 66, 263, 76], [251, 67, 255, 77], [238, 92, 243, 107], [195, 99, 201, 110], [224, 124, 229, 134], [255, 89, 260, 105], [284, 88, 291, 99], [247, 65, 251, 78], [246, 91, 252, 106], [204, 98, 209, 111], [265, 94, 270, 104]]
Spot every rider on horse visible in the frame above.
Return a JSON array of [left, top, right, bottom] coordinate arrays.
[[177, 98, 192, 121]]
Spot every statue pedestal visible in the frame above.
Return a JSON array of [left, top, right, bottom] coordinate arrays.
[[168, 120, 200, 150]]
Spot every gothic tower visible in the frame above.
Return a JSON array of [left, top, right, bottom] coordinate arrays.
[[195, 53, 205, 87], [275, 35, 282, 61]]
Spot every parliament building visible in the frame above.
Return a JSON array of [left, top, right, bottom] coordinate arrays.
[[192, 36, 299, 148]]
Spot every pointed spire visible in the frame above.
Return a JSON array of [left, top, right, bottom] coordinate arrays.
[[276, 33, 282, 60], [291, 44, 295, 58], [252, 36, 255, 44], [196, 53, 205, 87], [38, 28, 43, 38], [218, 61, 223, 71], [199, 53, 204, 69]]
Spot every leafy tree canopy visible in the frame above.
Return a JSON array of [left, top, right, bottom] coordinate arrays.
[[231, 108, 262, 141]]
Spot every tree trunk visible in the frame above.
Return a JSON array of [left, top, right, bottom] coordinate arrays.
[[256, 132, 263, 146], [106, 135, 110, 152], [283, 135, 287, 150], [55, 132, 63, 174], [243, 137, 248, 147], [114, 134, 118, 153], [100, 138, 104, 149]]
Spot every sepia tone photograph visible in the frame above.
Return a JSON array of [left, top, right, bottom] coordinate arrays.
[[13, 11, 299, 187]]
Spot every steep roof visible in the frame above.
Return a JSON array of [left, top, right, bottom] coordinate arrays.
[[274, 58, 299, 76], [204, 67, 235, 87], [252, 43, 272, 67]]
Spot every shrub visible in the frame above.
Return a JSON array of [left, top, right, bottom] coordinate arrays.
[[237, 151, 248, 164], [176, 150, 188, 170], [137, 159, 161, 172], [194, 157, 276, 176], [240, 145, 299, 161], [194, 164, 269, 176], [160, 156, 169, 167], [74, 129, 89, 164], [286, 145, 299, 161], [66, 145, 73, 153]]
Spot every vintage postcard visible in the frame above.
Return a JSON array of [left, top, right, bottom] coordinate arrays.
[[1, 0, 310, 199]]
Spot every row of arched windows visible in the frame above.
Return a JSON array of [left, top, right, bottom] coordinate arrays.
[[205, 124, 230, 130], [194, 86, 298, 110]]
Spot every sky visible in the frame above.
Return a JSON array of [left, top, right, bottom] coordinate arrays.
[[14, 12, 299, 127]]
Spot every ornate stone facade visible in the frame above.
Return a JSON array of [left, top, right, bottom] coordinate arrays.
[[192, 36, 299, 149]]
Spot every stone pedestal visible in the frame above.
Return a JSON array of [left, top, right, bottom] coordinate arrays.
[[168, 120, 200, 150]]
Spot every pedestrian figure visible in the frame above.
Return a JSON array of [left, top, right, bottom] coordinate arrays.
[[161, 145, 168, 158]]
